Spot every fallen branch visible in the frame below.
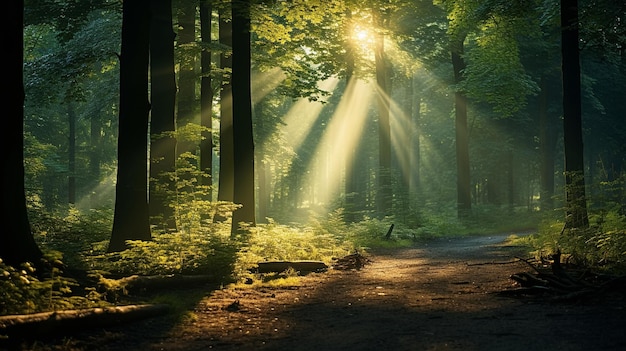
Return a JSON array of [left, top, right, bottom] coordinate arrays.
[[0, 304, 170, 339], [255, 261, 328, 274]]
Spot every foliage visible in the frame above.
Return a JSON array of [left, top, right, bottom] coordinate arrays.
[[0, 253, 110, 316], [87, 231, 238, 278], [530, 208, 626, 272], [233, 215, 354, 282]]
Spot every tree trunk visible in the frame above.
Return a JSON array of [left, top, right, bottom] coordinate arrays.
[[176, 0, 197, 157], [231, 0, 256, 234], [451, 36, 472, 217], [217, 5, 234, 204], [538, 76, 558, 211], [374, 12, 392, 219], [108, 0, 152, 252], [200, 0, 214, 202], [560, 0, 589, 229], [1, 0, 44, 267], [67, 102, 76, 204], [149, 0, 177, 230], [89, 100, 103, 209]]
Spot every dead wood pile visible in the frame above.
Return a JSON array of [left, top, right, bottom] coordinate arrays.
[[499, 251, 626, 303], [332, 252, 371, 270]]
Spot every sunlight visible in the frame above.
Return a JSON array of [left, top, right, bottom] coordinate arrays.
[[281, 78, 340, 152], [351, 24, 375, 52], [251, 67, 286, 104], [298, 77, 373, 208]]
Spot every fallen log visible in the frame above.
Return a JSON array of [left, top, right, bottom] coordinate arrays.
[[117, 274, 215, 292], [0, 304, 170, 339], [255, 260, 328, 273]]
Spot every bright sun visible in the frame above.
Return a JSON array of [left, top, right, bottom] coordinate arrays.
[[355, 28, 369, 42]]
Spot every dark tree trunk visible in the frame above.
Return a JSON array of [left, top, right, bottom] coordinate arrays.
[[217, 5, 234, 204], [176, 0, 197, 155], [108, 0, 152, 252], [374, 12, 392, 218], [200, 0, 214, 201], [67, 103, 76, 204], [1, 0, 44, 267], [231, 0, 255, 234], [149, 0, 177, 230], [451, 36, 472, 217], [560, 0, 589, 229]]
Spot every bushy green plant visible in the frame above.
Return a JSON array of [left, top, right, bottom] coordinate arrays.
[[233, 217, 354, 282], [531, 208, 626, 271], [87, 230, 238, 278], [0, 253, 110, 316]]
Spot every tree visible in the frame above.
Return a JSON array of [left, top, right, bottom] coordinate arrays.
[[230, 0, 256, 233], [149, 0, 178, 230], [176, 0, 197, 157], [108, 0, 152, 252], [200, 0, 215, 201], [1, 0, 44, 267], [217, 3, 234, 205], [560, 0, 589, 229], [374, 7, 393, 218]]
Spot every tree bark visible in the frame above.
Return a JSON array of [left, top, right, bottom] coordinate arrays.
[[149, 0, 177, 230], [108, 0, 152, 252], [1, 0, 44, 267], [217, 5, 234, 204], [374, 11, 392, 219], [451, 36, 472, 217], [560, 0, 589, 229], [200, 0, 214, 202], [231, 0, 256, 234]]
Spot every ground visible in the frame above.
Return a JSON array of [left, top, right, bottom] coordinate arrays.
[[5, 232, 626, 351]]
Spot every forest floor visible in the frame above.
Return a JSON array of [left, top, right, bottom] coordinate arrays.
[[4, 232, 626, 351]]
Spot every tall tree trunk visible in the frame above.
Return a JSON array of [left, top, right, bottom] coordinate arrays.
[[561, 0, 589, 229], [108, 0, 152, 252], [200, 0, 214, 202], [1, 0, 44, 267], [451, 36, 472, 217], [67, 103, 76, 204], [217, 5, 234, 204], [538, 76, 557, 211], [176, 0, 197, 157], [374, 12, 392, 218], [344, 9, 358, 222], [231, 0, 255, 234], [149, 0, 177, 230], [89, 110, 102, 208], [409, 72, 421, 194]]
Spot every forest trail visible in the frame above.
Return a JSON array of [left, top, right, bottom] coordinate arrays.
[[7, 232, 626, 351]]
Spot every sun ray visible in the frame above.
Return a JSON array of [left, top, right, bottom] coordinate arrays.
[[299, 77, 373, 209]]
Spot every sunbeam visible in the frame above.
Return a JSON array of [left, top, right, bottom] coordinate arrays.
[[299, 77, 373, 209]]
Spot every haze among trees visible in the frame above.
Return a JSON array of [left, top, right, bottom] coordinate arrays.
[[2, 0, 625, 316]]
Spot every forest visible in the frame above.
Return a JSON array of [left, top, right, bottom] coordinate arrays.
[[1, 0, 625, 334]]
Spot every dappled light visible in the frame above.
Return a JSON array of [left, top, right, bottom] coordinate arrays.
[[7, 0, 626, 350]]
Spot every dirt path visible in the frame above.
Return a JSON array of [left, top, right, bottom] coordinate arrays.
[[7, 233, 626, 350]]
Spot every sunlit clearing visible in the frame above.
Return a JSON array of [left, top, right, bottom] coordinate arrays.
[[299, 77, 373, 209], [251, 67, 286, 104]]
